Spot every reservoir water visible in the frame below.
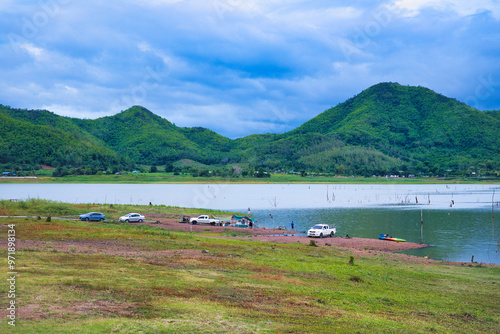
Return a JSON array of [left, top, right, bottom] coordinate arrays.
[[1, 183, 499, 264]]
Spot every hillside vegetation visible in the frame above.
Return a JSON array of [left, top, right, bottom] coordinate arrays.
[[288, 83, 499, 175], [0, 107, 127, 172], [1, 83, 499, 177]]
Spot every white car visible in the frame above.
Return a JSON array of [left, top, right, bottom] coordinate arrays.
[[307, 224, 336, 238], [189, 215, 222, 226], [119, 213, 145, 223]]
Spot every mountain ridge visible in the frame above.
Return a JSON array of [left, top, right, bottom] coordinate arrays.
[[1, 82, 499, 176], [0, 106, 126, 169]]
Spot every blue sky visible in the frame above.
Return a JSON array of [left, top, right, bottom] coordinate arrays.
[[1, 0, 499, 138]]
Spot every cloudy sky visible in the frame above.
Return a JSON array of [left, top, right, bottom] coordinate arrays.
[[1, 0, 499, 138]]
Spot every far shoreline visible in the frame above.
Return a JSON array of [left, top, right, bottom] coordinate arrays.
[[1, 174, 499, 185]]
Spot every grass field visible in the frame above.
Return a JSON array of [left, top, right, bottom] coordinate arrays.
[[0, 199, 240, 220], [1, 172, 498, 184], [0, 200, 499, 333]]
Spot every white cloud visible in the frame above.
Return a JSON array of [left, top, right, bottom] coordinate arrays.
[[0, 0, 16, 12], [392, 0, 500, 19], [165, 101, 296, 137], [19, 43, 44, 59], [40, 104, 113, 119], [0, 0, 499, 138], [139, 0, 185, 5], [136, 42, 188, 73], [60, 85, 78, 95], [267, 6, 362, 24]]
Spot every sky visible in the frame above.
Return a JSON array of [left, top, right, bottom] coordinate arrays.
[[1, 0, 499, 138]]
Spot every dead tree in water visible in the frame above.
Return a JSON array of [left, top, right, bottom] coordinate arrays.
[[326, 185, 335, 203], [493, 190, 496, 238]]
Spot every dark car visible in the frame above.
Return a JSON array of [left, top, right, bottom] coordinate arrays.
[[79, 212, 105, 221]]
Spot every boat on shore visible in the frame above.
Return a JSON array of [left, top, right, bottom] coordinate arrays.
[[379, 234, 406, 242]]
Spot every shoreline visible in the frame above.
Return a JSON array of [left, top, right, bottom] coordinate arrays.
[[3, 213, 497, 267], [142, 218, 428, 253], [1, 175, 498, 184], [138, 219, 499, 267]]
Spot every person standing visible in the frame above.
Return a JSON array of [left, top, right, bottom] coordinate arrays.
[[291, 221, 294, 231]]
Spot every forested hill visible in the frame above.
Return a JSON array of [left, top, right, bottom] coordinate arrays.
[[1, 82, 499, 176], [485, 110, 500, 121], [0, 105, 127, 171], [233, 83, 499, 175], [279, 83, 500, 174], [71, 106, 234, 165]]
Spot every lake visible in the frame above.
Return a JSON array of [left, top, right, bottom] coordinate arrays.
[[1, 183, 499, 264]]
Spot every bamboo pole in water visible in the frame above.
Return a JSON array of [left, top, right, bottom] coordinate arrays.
[[421, 209, 423, 238]]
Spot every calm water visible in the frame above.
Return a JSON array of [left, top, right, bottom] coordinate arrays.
[[250, 208, 499, 264], [1, 183, 499, 263]]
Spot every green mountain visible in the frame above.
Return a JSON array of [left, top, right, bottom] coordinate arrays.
[[0, 105, 125, 169], [299, 83, 499, 174], [485, 110, 500, 121], [72, 106, 235, 166], [236, 83, 500, 175], [1, 83, 499, 176]]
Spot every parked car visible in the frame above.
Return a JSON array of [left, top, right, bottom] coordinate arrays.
[[307, 224, 336, 238], [119, 213, 145, 223], [79, 212, 105, 221], [189, 215, 222, 226]]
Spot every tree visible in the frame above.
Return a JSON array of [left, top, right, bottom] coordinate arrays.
[[254, 167, 270, 178], [164, 163, 173, 173], [199, 169, 210, 177]]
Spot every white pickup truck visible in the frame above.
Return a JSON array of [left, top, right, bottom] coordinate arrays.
[[307, 224, 336, 238], [189, 215, 222, 226]]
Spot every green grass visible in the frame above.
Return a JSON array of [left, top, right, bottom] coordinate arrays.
[[1, 172, 498, 184], [0, 203, 499, 333], [0, 199, 241, 220]]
